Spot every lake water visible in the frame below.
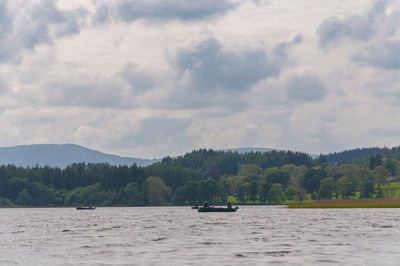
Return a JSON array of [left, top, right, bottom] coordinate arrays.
[[0, 206, 399, 265]]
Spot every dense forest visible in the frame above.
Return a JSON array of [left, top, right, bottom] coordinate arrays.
[[0, 148, 400, 207]]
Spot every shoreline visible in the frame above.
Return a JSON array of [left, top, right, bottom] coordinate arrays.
[[288, 199, 400, 208]]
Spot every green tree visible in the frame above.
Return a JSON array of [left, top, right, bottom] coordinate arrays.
[[360, 181, 374, 198], [122, 182, 145, 206], [9, 177, 29, 200], [383, 158, 399, 177], [101, 190, 120, 206], [215, 177, 231, 204], [281, 164, 307, 190], [296, 187, 306, 202], [337, 177, 356, 199], [302, 168, 327, 193], [244, 175, 259, 202], [238, 164, 262, 177], [236, 182, 250, 203], [369, 154, 383, 170], [285, 186, 296, 201], [259, 181, 271, 203], [28, 182, 53, 206], [173, 186, 186, 205], [142, 177, 172, 205], [267, 183, 285, 205], [317, 177, 336, 199], [198, 178, 217, 202], [183, 180, 200, 204], [373, 165, 389, 189], [64, 187, 84, 206], [337, 164, 364, 185], [15, 188, 32, 206], [265, 170, 290, 189]]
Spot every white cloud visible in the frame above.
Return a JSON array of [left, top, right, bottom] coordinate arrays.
[[0, 0, 400, 158]]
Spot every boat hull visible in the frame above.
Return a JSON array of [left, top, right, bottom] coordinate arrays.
[[198, 206, 238, 212], [76, 207, 96, 210]]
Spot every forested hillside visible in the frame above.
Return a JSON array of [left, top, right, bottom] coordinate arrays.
[[324, 146, 400, 165], [1, 148, 400, 207]]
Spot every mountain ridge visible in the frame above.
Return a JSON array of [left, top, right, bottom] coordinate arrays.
[[0, 144, 159, 168]]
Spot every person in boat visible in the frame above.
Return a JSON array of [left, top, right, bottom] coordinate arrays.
[[194, 202, 198, 208], [203, 200, 208, 208], [227, 201, 232, 208]]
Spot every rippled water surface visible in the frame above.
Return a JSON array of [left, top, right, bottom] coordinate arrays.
[[1, 206, 400, 265]]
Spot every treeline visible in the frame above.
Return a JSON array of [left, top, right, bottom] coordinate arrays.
[[0, 149, 399, 207], [173, 155, 400, 205], [324, 146, 400, 165], [162, 149, 316, 176]]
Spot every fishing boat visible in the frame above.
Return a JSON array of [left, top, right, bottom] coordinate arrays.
[[198, 206, 239, 212], [76, 206, 96, 210]]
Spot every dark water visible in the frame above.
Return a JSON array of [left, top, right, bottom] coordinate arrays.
[[1, 206, 399, 265]]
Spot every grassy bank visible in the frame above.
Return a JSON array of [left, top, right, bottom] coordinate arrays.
[[288, 199, 400, 208]]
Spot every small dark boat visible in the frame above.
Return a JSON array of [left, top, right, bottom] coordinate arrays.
[[76, 206, 96, 210], [198, 206, 238, 212], [191, 206, 198, 209]]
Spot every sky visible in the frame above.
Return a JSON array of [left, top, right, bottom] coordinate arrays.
[[0, 0, 399, 159]]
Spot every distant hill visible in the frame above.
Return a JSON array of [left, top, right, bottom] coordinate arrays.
[[324, 146, 400, 165], [0, 144, 159, 168]]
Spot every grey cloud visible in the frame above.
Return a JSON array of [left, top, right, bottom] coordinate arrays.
[[0, 0, 86, 63], [353, 40, 400, 69], [0, 1, 12, 62], [25, 0, 86, 43], [92, 4, 110, 25], [273, 34, 303, 57], [0, 1, 12, 39], [94, 0, 236, 24], [370, 127, 400, 138], [160, 87, 250, 112], [121, 62, 155, 92], [0, 78, 5, 94], [133, 117, 193, 146], [317, 0, 389, 47], [251, 0, 271, 5], [317, 0, 400, 70], [318, 17, 353, 47], [45, 78, 128, 109], [109, 117, 194, 150], [175, 36, 302, 92], [286, 73, 328, 102]]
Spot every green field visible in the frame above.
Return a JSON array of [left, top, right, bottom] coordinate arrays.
[[387, 181, 400, 189]]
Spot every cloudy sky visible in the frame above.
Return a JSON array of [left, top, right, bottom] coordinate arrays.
[[0, 0, 399, 158]]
